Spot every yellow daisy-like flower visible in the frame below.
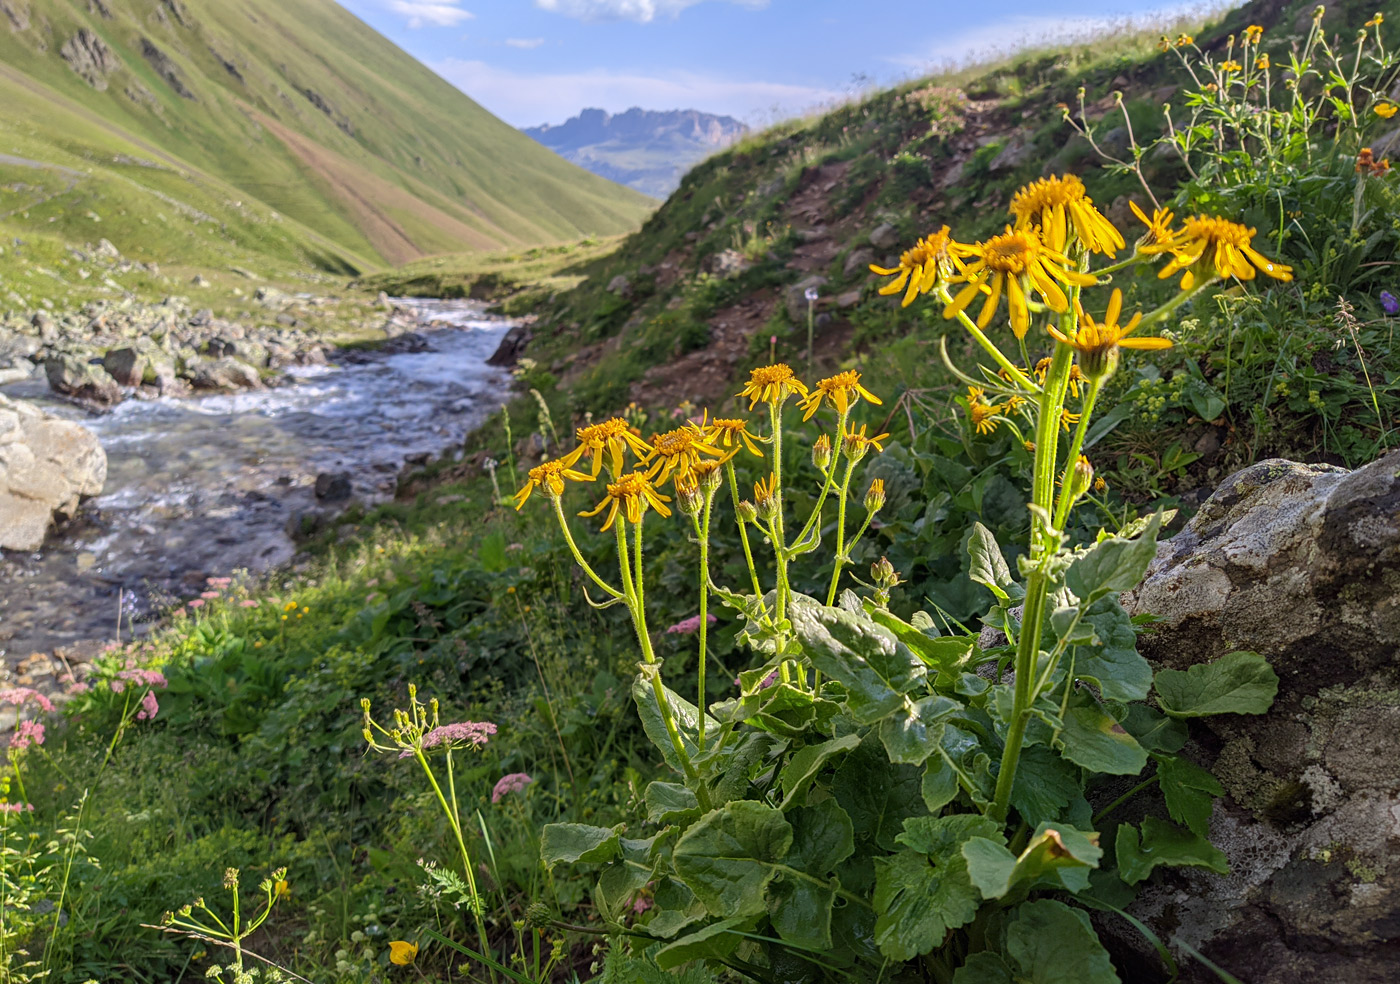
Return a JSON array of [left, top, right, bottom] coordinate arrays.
[[1004, 393, 1028, 413], [1176, 33, 1194, 46], [969, 401, 1002, 435], [566, 417, 653, 479], [1242, 24, 1263, 43], [1033, 357, 1053, 384], [579, 472, 672, 531], [1067, 364, 1086, 399], [799, 370, 883, 421], [1157, 36, 1171, 52], [706, 417, 766, 457], [1220, 60, 1243, 73], [644, 423, 728, 487], [841, 424, 890, 458], [967, 385, 987, 403], [740, 363, 809, 408], [1143, 215, 1293, 288], [945, 226, 1096, 338], [1009, 174, 1125, 257], [274, 879, 291, 900], [1129, 201, 1176, 248], [1366, 14, 1383, 28], [869, 226, 961, 307], [1255, 54, 1270, 70], [1049, 289, 1172, 379], [388, 941, 419, 966], [513, 458, 592, 509], [753, 472, 778, 514], [1376, 103, 1399, 119], [1060, 409, 1081, 432]]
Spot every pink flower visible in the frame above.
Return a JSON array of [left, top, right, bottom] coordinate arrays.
[[666, 614, 718, 635], [69, 682, 91, 695], [632, 896, 653, 914], [0, 688, 55, 713], [239, 600, 259, 608], [402, 720, 498, 757], [117, 669, 168, 689], [136, 690, 159, 721], [200, 591, 220, 599], [9, 720, 45, 751], [206, 577, 233, 588], [110, 680, 125, 694], [188, 599, 205, 609], [491, 772, 533, 804], [0, 803, 34, 814]]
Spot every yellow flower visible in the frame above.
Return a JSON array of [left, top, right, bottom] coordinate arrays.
[[869, 226, 961, 306], [1243, 24, 1263, 43], [1094, 476, 1108, 493], [1060, 409, 1081, 432], [1143, 215, 1293, 288], [1033, 358, 1053, 384], [841, 424, 890, 458], [1009, 174, 1124, 257], [1220, 60, 1243, 73], [1023, 440, 1036, 452], [513, 458, 592, 509], [1004, 394, 1028, 413], [706, 417, 766, 456], [969, 401, 1002, 435], [799, 370, 882, 421], [578, 472, 672, 531], [644, 423, 728, 487], [274, 879, 291, 900], [1255, 54, 1270, 70], [566, 418, 653, 479], [966, 385, 986, 403], [284, 601, 297, 612], [1366, 14, 1384, 28], [1376, 103, 1399, 119], [752, 472, 779, 518], [1067, 364, 1086, 398], [388, 941, 418, 966], [1157, 36, 1171, 52], [1176, 33, 1194, 46], [945, 226, 1096, 338], [1048, 289, 1172, 378], [739, 363, 809, 408]]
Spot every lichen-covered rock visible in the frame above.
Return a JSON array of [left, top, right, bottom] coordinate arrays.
[[1118, 453, 1400, 983], [0, 394, 106, 551], [45, 353, 123, 405]]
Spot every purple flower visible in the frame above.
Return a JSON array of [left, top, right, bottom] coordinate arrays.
[[666, 614, 718, 635], [491, 772, 533, 804], [1381, 290, 1399, 315]]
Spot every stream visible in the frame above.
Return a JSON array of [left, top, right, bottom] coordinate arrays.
[[0, 299, 510, 662]]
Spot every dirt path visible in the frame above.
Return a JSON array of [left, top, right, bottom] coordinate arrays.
[[0, 153, 84, 219]]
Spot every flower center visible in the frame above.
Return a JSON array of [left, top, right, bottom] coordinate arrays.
[[1010, 175, 1086, 220], [1184, 216, 1252, 247], [749, 364, 796, 386], [983, 231, 1039, 273]]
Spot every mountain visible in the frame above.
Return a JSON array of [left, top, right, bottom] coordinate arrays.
[[524, 107, 747, 199], [0, 0, 655, 274]]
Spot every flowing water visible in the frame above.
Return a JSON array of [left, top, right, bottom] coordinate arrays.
[[0, 299, 510, 661]]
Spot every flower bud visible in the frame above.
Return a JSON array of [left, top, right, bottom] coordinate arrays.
[[864, 478, 886, 514], [842, 431, 869, 462], [737, 500, 758, 524], [1068, 455, 1094, 498], [676, 478, 703, 516], [525, 902, 552, 930], [812, 434, 832, 471], [871, 556, 900, 590], [363, 728, 374, 744], [696, 460, 723, 494]]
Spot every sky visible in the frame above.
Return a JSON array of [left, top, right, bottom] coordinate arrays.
[[334, 0, 1219, 129]]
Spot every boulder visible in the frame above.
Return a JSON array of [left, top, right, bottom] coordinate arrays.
[[314, 471, 353, 502], [189, 358, 262, 392], [0, 394, 107, 551], [843, 247, 876, 278], [1118, 453, 1400, 983], [487, 323, 533, 367], [784, 275, 827, 323], [45, 354, 122, 405], [102, 346, 147, 387], [868, 223, 901, 251], [606, 274, 632, 297]]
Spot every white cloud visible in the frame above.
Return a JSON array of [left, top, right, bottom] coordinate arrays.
[[533, 0, 765, 24], [436, 58, 841, 128], [388, 1, 474, 28], [504, 37, 547, 49]]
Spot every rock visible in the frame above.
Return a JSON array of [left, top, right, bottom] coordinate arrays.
[[0, 394, 107, 551], [843, 247, 876, 278], [102, 346, 147, 387], [45, 354, 122, 405], [206, 336, 267, 366], [1117, 453, 1400, 983], [314, 471, 353, 502], [703, 249, 752, 279], [989, 136, 1033, 171], [190, 274, 209, 287], [868, 223, 900, 251], [487, 322, 532, 367], [59, 27, 119, 90], [834, 289, 863, 309], [189, 358, 261, 392], [376, 290, 391, 309], [93, 238, 120, 260], [784, 275, 827, 323], [606, 274, 632, 297]]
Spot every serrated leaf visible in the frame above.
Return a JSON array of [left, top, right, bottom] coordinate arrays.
[[831, 736, 927, 850], [1065, 513, 1162, 602], [541, 823, 622, 865], [896, 813, 1001, 855], [645, 877, 707, 939], [969, 522, 1013, 601], [1071, 596, 1152, 702], [963, 823, 1102, 900], [878, 695, 958, 765], [596, 860, 655, 923], [1116, 817, 1229, 885], [872, 850, 980, 962], [1156, 755, 1223, 838], [645, 782, 700, 825], [767, 800, 853, 950], [672, 802, 793, 918], [789, 595, 926, 724], [1004, 899, 1120, 983], [953, 952, 1016, 983], [1057, 696, 1147, 776], [778, 734, 862, 806], [1155, 651, 1279, 718], [1010, 746, 1081, 826], [1121, 704, 1188, 754]]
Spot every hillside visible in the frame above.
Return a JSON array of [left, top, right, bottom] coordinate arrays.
[[0, 0, 654, 277], [524, 106, 747, 197]]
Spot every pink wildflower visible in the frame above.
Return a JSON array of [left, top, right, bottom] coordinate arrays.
[[666, 614, 718, 635], [200, 591, 220, 599], [117, 668, 168, 689], [188, 599, 205, 609], [69, 682, 90, 695], [402, 720, 497, 757], [110, 680, 125, 694], [491, 772, 533, 804], [136, 690, 159, 721], [0, 803, 34, 814], [240, 600, 259, 608], [632, 896, 654, 914], [0, 688, 55, 713], [9, 720, 45, 751], [206, 577, 233, 588]]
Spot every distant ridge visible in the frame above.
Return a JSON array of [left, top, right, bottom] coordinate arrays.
[[525, 108, 748, 199]]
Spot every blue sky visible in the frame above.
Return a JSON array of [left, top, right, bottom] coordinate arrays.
[[335, 0, 1215, 129]]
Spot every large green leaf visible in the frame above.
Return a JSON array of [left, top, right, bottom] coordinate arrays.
[[1065, 514, 1162, 602], [789, 596, 926, 724], [896, 813, 1002, 855], [767, 800, 853, 950], [653, 916, 752, 970], [540, 823, 622, 865], [673, 802, 793, 919], [831, 735, 927, 850], [644, 878, 708, 939], [962, 823, 1102, 900], [968, 522, 1014, 602], [1116, 817, 1229, 885], [867, 606, 975, 671], [1071, 597, 1152, 702], [953, 952, 1016, 983], [596, 860, 655, 923], [1010, 746, 1081, 826], [778, 734, 862, 806], [632, 670, 718, 774], [1156, 755, 1223, 837], [646, 782, 700, 825], [1004, 899, 1120, 984], [1154, 651, 1279, 718], [878, 695, 958, 765], [1121, 704, 1187, 754], [1056, 695, 1147, 776], [922, 754, 961, 812], [872, 850, 980, 962]]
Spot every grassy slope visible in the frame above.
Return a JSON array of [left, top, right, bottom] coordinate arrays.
[[0, 0, 654, 276]]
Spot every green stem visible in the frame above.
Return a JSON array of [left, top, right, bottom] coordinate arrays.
[[726, 459, 765, 599], [1052, 377, 1102, 530], [790, 409, 849, 553], [824, 457, 858, 605], [552, 497, 624, 599], [938, 287, 1042, 394], [697, 493, 713, 750], [1092, 773, 1161, 825]]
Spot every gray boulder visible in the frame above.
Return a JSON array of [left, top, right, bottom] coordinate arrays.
[[843, 247, 876, 278], [0, 394, 107, 551], [189, 358, 262, 392], [45, 354, 122, 405], [1119, 453, 1400, 983], [868, 223, 901, 251], [102, 346, 147, 387]]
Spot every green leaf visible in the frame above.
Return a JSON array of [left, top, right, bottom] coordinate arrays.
[[778, 734, 862, 806], [673, 801, 793, 918], [831, 735, 928, 851], [767, 800, 853, 950], [1154, 651, 1279, 718], [873, 850, 980, 962], [922, 754, 960, 813], [1065, 513, 1162, 602], [1010, 746, 1081, 826], [896, 813, 1001, 855], [789, 596, 926, 724], [953, 952, 1016, 983], [596, 860, 655, 923], [1156, 755, 1222, 837], [1116, 817, 1229, 885], [968, 522, 1014, 601], [867, 606, 974, 670], [1071, 597, 1152, 702], [963, 823, 1102, 900], [540, 823, 622, 865], [1121, 704, 1188, 754], [646, 878, 708, 939], [1057, 696, 1147, 776], [645, 782, 700, 825], [1183, 376, 1226, 421], [878, 695, 958, 765], [632, 671, 718, 774], [1004, 899, 1120, 983], [654, 916, 752, 970]]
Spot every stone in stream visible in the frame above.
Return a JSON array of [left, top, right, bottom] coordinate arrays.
[[102, 346, 147, 387], [45, 353, 123, 405], [1112, 452, 1400, 984], [188, 357, 262, 392], [0, 394, 107, 551], [314, 471, 353, 502]]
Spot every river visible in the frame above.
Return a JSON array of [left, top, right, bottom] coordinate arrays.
[[0, 299, 510, 661]]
